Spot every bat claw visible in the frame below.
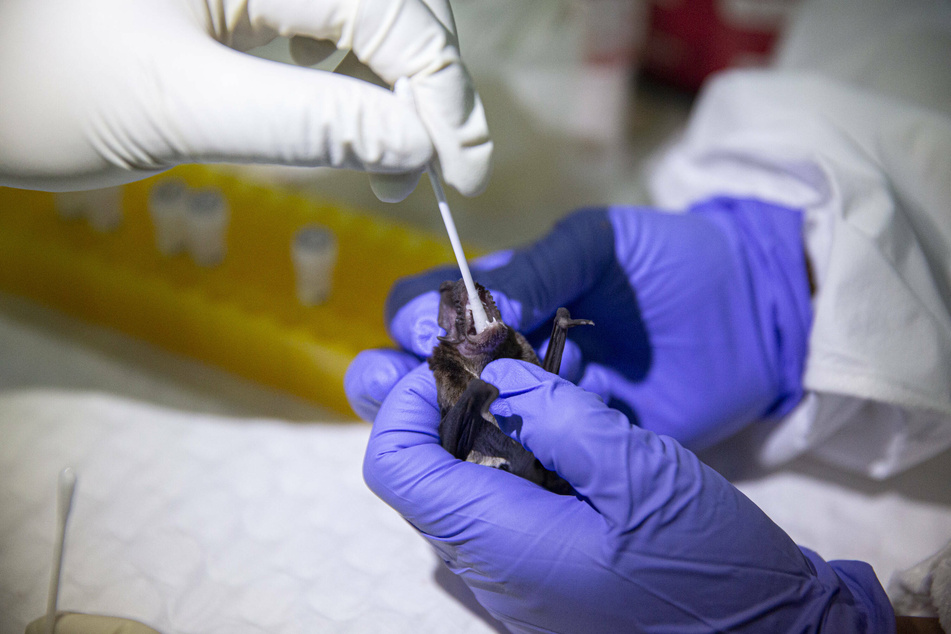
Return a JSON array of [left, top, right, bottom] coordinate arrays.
[[543, 307, 594, 375], [553, 307, 594, 330], [564, 318, 594, 328]]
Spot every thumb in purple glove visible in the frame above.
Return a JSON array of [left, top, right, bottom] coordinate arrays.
[[344, 349, 422, 422]]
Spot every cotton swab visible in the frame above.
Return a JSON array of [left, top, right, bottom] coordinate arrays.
[[426, 166, 491, 334], [45, 467, 77, 634], [387, 74, 491, 335]]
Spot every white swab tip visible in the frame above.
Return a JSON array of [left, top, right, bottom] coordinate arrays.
[[57, 468, 76, 519], [467, 292, 490, 333]]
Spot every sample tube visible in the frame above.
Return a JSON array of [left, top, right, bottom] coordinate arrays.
[[185, 189, 229, 267], [84, 186, 124, 232], [292, 225, 338, 305], [148, 179, 188, 255]]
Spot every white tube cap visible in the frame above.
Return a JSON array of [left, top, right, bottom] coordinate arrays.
[[292, 225, 337, 305], [148, 180, 188, 256], [185, 189, 229, 267]]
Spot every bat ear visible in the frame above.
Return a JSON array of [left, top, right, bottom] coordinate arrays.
[[437, 281, 456, 332]]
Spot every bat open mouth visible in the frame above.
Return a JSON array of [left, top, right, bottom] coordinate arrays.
[[459, 291, 507, 349], [465, 299, 499, 339], [438, 279, 506, 351]]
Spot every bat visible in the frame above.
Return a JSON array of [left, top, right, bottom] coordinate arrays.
[[428, 279, 593, 494]]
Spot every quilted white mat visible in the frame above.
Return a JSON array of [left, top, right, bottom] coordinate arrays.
[[5, 392, 951, 634], [0, 391, 502, 634]]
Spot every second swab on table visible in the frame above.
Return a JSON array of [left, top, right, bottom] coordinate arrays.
[[45, 467, 77, 634]]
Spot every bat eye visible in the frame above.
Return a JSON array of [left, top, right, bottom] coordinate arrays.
[[497, 462, 511, 472]]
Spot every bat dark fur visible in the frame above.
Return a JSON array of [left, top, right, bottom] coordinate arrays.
[[429, 279, 593, 495]]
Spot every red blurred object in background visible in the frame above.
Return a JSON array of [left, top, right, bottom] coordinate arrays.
[[642, 0, 800, 91]]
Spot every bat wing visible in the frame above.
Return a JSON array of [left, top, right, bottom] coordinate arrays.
[[439, 378, 500, 460], [440, 378, 578, 495]]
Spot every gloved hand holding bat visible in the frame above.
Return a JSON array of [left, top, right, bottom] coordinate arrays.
[[363, 359, 895, 633]]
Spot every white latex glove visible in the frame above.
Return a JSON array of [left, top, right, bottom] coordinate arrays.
[[889, 540, 951, 630], [0, 0, 492, 200]]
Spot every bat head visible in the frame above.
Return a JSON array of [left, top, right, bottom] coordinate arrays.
[[437, 279, 507, 357]]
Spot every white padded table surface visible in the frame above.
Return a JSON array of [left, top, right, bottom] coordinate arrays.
[[0, 294, 504, 634], [0, 391, 503, 634]]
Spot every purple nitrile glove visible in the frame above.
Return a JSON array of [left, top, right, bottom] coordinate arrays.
[[345, 349, 423, 422], [363, 359, 895, 633], [350, 197, 812, 448]]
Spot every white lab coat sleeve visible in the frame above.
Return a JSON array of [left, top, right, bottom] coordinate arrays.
[[647, 68, 951, 478]]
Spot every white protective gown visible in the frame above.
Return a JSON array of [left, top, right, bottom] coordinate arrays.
[[648, 0, 951, 478]]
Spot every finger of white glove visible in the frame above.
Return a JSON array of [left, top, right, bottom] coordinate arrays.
[[408, 65, 493, 197], [369, 77, 425, 201], [369, 171, 424, 203], [246, 0, 492, 196], [412, 0, 458, 35], [145, 44, 433, 173]]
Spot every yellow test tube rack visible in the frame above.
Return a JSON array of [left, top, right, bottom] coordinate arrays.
[[0, 167, 460, 417]]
